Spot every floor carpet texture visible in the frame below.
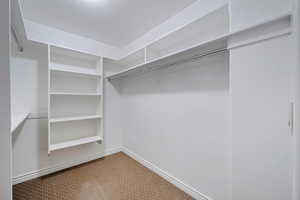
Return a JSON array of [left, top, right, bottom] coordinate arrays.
[[13, 152, 193, 200]]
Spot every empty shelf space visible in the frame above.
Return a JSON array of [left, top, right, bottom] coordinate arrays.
[[50, 63, 101, 77], [107, 35, 228, 80], [50, 115, 102, 123], [106, 12, 292, 81], [50, 92, 102, 96], [11, 112, 29, 132], [49, 136, 102, 151]]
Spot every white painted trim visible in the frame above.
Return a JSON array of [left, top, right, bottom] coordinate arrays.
[[12, 147, 122, 185], [228, 12, 292, 49], [121, 147, 213, 200], [228, 28, 292, 50], [229, 11, 292, 36], [292, 0, 300, 199]]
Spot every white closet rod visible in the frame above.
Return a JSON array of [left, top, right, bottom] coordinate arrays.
[[11, 25, 23, 52]]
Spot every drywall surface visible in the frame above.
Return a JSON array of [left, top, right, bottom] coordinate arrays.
[[10, 41, 48, 116], [120, 53, 230, 200], [11, 41, 122, 181], [229, 0, 292, 32], [293, 0, 300, 199], [0, 0, 12, 199], [231, 36, 294, 200], [24, 20, 120, 59], [21, 0, 229, 60], [120, 0, 228, 59]]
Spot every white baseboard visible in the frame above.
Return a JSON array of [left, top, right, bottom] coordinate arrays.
[[121, 147, 212, 200], [12, 147, 122, 185]]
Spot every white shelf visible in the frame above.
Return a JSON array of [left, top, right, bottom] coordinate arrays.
[[107, 35, 228, 80], [106, 12, 292, 81], [11, 112, 29, 132], [48, 46, 104, 154], [50, 92, 102, 96], [50, 63, 101, 77], [49, 136, 102, 151], [50, 115, 102, 123]]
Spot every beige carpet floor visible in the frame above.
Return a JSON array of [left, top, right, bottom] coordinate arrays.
[[13, 152, 194, 200]]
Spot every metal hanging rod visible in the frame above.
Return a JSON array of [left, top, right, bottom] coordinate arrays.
[[168, 48, 228, 67], [144, 48, 229, 75], [108, 47, 228, 80], [11, 25, 23, 52]]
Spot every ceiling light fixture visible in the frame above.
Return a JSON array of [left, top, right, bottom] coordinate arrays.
[[84, 0, 106, 3]]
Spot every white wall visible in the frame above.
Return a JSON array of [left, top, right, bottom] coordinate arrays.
[[230, 35, 294, 200], [11, 2, 297, 200], [294, 0, 300, 199], [21, 1, 229, 61], [229, 0, 293, 32], [24, 20, 120, 59], [120, 0, 228, 59], [0, 0, 12, 199], [229, 1, 295, 200], [120, 53, 231, 200], [10, 40, 47, 116], [11, 41, 122, 181]]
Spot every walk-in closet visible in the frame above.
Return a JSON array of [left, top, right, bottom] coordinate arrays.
[[1, 0, 300, 200]]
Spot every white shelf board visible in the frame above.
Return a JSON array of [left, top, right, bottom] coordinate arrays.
[[50, 63, 101, 77], [50, 92, 102, 96], [107, 35, 229, 80], [49, 136, 102, 151], [11, 112, 29, 132], [50, 115, 102, 123], [106, 12, 292, 81]]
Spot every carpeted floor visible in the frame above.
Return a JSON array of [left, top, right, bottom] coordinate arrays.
[[13, 152, 193, 200]]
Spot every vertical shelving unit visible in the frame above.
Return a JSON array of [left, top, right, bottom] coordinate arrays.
[[48, 45, 103, 153]]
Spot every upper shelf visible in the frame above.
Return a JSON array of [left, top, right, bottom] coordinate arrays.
[[107, 35, 228, 80], [50, 45, 102, 78], [106, 12, 292, 80]]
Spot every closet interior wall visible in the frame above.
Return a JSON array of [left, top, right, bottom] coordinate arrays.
[[230, 1, 294, 199], [293, 0, 300, 199], [11, 40, 122, 183], [103, 6, 232, 200], [10, 0, 299, 200], [0, 0, 12, 199], [119, 52, 231, 200]]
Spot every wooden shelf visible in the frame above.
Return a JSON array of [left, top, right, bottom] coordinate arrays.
[[107, 35, 229, 80], [50, 115, 102, 123], [11, 112, 29, 132], [49, 136, 102, 151], [50, 63, 101, 77], [50, 92, 102, 96]]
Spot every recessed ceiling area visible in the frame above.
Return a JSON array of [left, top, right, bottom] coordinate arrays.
[[20, 0, 197, 47]]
